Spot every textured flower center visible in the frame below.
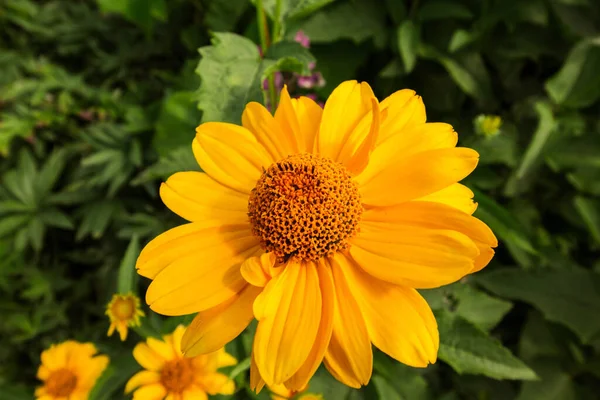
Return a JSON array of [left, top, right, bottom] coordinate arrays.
[[46, 368, 77, 397], [248, 153, 362, 262], [160, 358, 194, 393], [111, 298, 135, 321]]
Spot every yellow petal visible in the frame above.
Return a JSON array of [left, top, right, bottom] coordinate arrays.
[[275, 88, 322, 153], [317, 81, 374, 162], [182, 386, 209, 400], [125, 370, 161, 393], [242, 99, 298, 160], [160, 172, 248, 223], [363, 201, 497, 247], [132, 342, 167, 371], [349, 223, 478, 289], [362, 200, 497, 274], [193, 122, 273, 194], [240, 252, 278, 287], [378, 89, 426, 144], [198, 373, 235, 395], [284, 259, 335, 391], [147, 337, 177, 362], [170, 325, 187, 354], [75, 354, 110, 390], [181, 284, 261, 357], [144, 230, 260, 315], [342, 98, 381, 176], [417, 183, 478, 215], [250, 352, 266, 393], [137, 221, 253, 279], [357, 148, 479, 207], [357, 123, 458, 190], [253, 261, 322, 385], [335, 253, 438, 366], [131, 383, 167, 400], [36, 365, 50, 380], [324, 256, 372, 388]]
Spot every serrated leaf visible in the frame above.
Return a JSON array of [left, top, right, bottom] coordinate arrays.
[[397, 20, 419, 73], [437, 310, 537, 380], [476, 268, 600, 343], [117, 235, 140, 294], [196, 33, 315, 124]]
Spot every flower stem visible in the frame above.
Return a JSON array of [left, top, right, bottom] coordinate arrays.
[[256, 0, 278, 110]]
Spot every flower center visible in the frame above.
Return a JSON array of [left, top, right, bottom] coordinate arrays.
[[160, 358, 194, 393], [45, 368, 77, 397], [111, 298, 135, 321], [248, 153, 362, 262]]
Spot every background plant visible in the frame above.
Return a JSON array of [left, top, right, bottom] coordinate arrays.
[[1, 0, 600, 399]]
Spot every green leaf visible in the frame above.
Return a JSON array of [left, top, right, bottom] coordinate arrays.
[[195, 33, 262, 124], [88, 353, 140, 400], [0, 214, 31, 238], [516, 361, 577, 400], [195, 33, 315, 124], [252, 0, 337, 21], [397, 20, 419, 73], [418, 0, 474, 21], [264, 40, 316, 76], [372, 376, 403, 400], [36, 148, 68, 198], [287, 0, 387, 47], [476, 268, 600, 343], [573, 196, 600, 244], [448, 29, 475, 52], [437, 310, 538, 380], [153, 91, 202, 158], [504, 101, 558, 196], [117, 235, 140, 294], [27, 217, 45, 251], [96, 0, 167, 34], [422, 283, 514, 331], [472, 189, 538, 256], [419, 46, 493, 104], [205, 0, 250, 31], [373, 351, 431, 399], [546, 38, 600, 108]]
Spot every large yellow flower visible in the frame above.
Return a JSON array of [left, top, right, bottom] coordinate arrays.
[[125, 325, 236, 399], [36, 341, 109, 400], [136, 80, 498, 391]]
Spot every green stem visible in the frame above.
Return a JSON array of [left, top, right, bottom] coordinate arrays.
[[268, 0, 284, 109], [256, 0, 277, 110]]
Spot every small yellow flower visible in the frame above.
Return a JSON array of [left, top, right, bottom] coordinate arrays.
[[106, 292, 144, 341], [35, 340, 109, 400], [125, 325, 237, 399], [475, 114, 502, 137], [299, 395, 323, 400]]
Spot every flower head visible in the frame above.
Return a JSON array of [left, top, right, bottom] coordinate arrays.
[[137, 81, 498, 391], [125, 325, 236, 399], [36, 341, 109, 400], [475, 114, 502, 137], [106, 292, 144, 341]]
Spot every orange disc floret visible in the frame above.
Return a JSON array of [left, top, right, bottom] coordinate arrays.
[[248, 153, 362, 262]]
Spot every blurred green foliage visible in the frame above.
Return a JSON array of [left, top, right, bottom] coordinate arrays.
[[1, 0, 600, 399]]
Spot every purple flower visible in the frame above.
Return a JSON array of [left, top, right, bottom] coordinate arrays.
[[297, 72, 325, 90], [294, 30, 310, 48]]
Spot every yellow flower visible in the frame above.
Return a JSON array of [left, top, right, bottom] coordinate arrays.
[[106, 292, 145, 341], [125, 325, 237, 399], [475, 114, 502, 137], [35, 340, 109, 400], [136, 81, 498, 391], [269, 383, 321, 400]]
